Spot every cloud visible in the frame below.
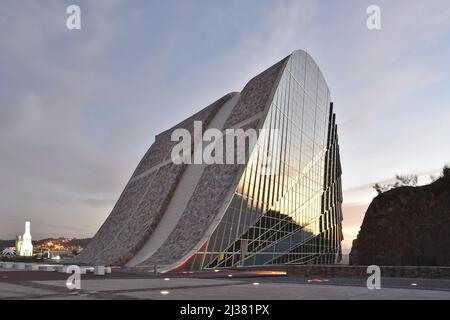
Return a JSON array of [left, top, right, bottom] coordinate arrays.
[[0, 1, 128, 239]]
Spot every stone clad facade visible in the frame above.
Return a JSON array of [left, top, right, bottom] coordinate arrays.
[[72, 94, 233, 266], [75, 50, 343, 271]]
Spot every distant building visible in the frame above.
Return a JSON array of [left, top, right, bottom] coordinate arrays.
[[18, 221, 33, 257]]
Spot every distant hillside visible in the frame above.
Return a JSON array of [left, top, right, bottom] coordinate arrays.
[[350, 168, 450, 266], [36, 238, 92, 248], [0, 240, 15, 248], [0, 238, 92, 249]]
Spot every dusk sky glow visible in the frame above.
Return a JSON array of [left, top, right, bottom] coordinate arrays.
[[1, 0, 450, 253]]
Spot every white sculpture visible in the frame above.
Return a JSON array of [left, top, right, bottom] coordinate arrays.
[[19, 221, 33, 257]]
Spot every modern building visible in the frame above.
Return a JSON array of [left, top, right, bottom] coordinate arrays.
[[73, 50, 343, 272]]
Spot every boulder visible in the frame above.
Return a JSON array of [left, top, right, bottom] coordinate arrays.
[[350, 169, 450, 266]]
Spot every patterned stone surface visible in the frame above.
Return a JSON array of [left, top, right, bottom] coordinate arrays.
[[72, 94, 234, 266], [132, 93, 234, 177], [224, 57, 288, 128], [142, 162, 241, 265], [72, 172, 156, 264], [98, 162, 185, 265]]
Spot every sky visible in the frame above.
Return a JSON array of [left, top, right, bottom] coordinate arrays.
[[1, 0, 450, 253]]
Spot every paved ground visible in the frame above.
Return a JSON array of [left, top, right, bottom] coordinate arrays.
[[1, 270, 450, 300]]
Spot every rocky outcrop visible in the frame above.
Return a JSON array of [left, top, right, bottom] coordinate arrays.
[[138, 57, 289, 268], [350, 169, 450, 266]]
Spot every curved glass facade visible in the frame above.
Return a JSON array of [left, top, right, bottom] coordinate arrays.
[[186, 50, 343, 270]]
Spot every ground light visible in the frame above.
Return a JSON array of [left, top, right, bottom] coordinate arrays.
[[164, 278, 170, 281], [160, 290, 170, 295], [307, 278, 329, 283]]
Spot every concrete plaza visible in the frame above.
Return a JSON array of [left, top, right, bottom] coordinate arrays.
[[1, 269, 450, 300]]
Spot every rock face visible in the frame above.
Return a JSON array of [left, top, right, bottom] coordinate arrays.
[[350, 169, 450, 266]]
